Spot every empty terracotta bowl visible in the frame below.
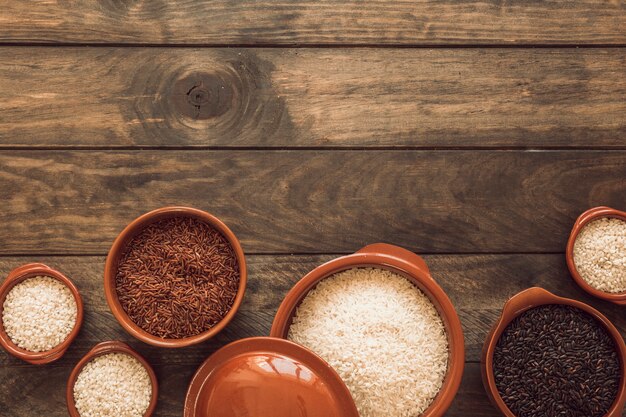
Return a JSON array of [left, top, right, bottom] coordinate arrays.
[[566, 206, 626, 304], [104, 206, 247, 348], [66, 341, 158, 417], [0, 263, 83, 364], [270, 243, 465, 417], [481, 287, 626, 417], [184, 337, 359, 417]]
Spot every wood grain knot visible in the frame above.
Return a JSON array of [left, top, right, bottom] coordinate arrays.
[[125, 52, 291, 145], [172, 73, 232, 120]]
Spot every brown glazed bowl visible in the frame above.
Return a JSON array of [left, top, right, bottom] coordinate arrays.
[[566, 206, 626, 304], [270, 243, 465, 417], [0, 263, 84, 364], [184, 337, 359, 417], [481, 287, 626, 417], [104, 207, 247, 348], [66, 341, 158, 417]]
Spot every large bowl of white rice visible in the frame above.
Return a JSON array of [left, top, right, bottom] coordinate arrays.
[[270, 243, 464, 417]]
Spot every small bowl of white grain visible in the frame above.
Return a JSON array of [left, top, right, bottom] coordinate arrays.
[[66, 341, 158, 417], [0, 263, 83, 364], [567, 206, 626, 304]]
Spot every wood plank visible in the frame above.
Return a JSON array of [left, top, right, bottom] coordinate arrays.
[[1, 48, 625, 148], [0, 150, 624, 254], [1, 254, 622, 416], [0, 362, 500, 416], [1, 253, 625, 366], [1, 2, 625, 46]]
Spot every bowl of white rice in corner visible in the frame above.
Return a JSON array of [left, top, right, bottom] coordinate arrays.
[[567, 206, 626, 304], [66, 341, 158, 417], [0, 263, 83, 364], [270, 243, 465, 417]]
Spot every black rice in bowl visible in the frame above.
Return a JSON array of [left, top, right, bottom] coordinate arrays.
[[493, 304, 620, 417]]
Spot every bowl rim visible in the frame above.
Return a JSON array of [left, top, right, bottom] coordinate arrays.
[[66, 340, 159, 417], [481, 287, 626, 417], [0, 263, 84, 364], [566, 206, 626, 304], [104, 206, 247, 348], [184, 336, 360, 417], [270, 243, 465, 417]]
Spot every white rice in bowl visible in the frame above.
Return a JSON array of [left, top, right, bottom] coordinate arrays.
[[288, 267, 449, 417]]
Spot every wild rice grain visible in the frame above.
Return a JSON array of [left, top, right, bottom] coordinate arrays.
[[73, 353, 152, 417], [2, 276, 77, 352], [493, 304, 620, 417], [288, 267, 449, 417]]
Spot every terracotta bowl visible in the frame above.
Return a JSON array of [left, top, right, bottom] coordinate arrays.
[[566, 206, 626, 304], [184, 337, 359, 417], [0, 263, 83, 364], [66, 341, 158, 417], [270, 243, 465, 417], [481, 287, 626, 417], [104, 207, 247, 348]]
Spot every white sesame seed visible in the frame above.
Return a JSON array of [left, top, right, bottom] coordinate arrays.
[[73, 353, 152, 417], [2, 275, 77, 352], [573, 217, 626, 293]]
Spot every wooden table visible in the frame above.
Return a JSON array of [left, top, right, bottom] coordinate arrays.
[[0, 2, 625, 416]]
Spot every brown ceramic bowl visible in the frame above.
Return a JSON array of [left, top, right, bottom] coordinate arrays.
[[566, 206, 626, 304], [481, 287, 626, 417], [270, 243, 465, 417], [0, 263, 83, 364], [66, 341, 158, 417], [184, 337, 359, 417], [104, 207, 247, 348]]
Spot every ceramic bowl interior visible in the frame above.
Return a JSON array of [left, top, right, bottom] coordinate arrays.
[[566, 206, 626, 304], [66, 341, 158, 417], [0, 263, 83, 364], [270, 243, 465, 417], [104, 206, 247, 348], [184, 337, 360, 417], [481, 287, 626, 417]]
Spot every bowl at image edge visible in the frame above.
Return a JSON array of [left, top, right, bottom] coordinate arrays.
[[66, 341, 159, 417], [104, 206, 247, 348], [0, 263, 84, 365], [566, 206, 626, 305], [481, 287, 626, 417], [270, 243, 465, 417]]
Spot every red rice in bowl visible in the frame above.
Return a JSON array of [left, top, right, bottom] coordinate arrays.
[[115, 216, 240, 339]]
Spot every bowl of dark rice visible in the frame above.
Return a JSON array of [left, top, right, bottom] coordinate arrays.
[[104, 207, 246, 348], [481, 287, 626, 417]]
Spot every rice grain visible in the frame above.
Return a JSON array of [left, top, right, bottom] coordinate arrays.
[[288, 267, 448, 417]]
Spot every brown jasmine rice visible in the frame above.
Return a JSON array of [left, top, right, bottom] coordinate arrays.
[[288, 267, 449, 417], [2, 276, 77, 352], [73, 353, 152, 417], [573, 217, 626, 293]]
